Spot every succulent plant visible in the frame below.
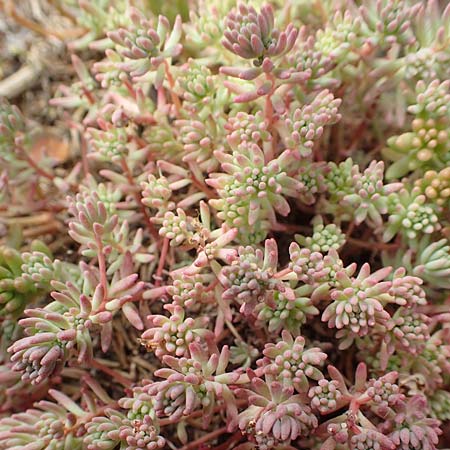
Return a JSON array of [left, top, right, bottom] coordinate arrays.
[[222, 3, 298, 62], [1, 1, 450, 449], [107, 8, 182, 85], [256, 330, 327, 392]]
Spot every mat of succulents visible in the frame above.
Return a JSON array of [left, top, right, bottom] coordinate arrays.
[[0, 0, 449, 449]]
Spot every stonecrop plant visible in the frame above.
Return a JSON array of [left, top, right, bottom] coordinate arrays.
[[0, 0, 450, 449]]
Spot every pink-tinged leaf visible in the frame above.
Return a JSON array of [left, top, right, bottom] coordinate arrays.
[[122, 302, 143, 330], [263, 238, 278, 270], [176, 421, 188, 445], [109, 274, 138, 297], [184, 386, 196, 414], [79, 294, 92, 316], [57, 329, 77, 342], [262, 412, 277, 435], [234, 90, 261, 103], [143, 286, 167, 300], [379, 340, 389, 371], [216, 345, 230, 375], [23, 441, 51, 450], [355, 362, 367, 391], [92, 311, 113, 324], [100, 322, 112, 353], [399, 428, 410, 444], [327, 365, 348, 393], [83, 376, 113, 404], [41, 345, 63, 366], [262, 57, 274, 73], [9, 333, 56, 353]]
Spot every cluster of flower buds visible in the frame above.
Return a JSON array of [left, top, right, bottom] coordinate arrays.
[[384, 187, 441, 242], [415, 167, 450, 207], [295, 216, 346, 253], [384, 79, 450, 179]]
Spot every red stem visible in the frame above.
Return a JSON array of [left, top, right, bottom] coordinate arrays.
[[211, 431, 243, 450], [274, 267, 291, 279], [120, 157, 159, 241], [17, 145, 54, 180], [179, 427, 228, 450], [90, 359, 132, 388], [82, 86, 96, 105], [124, 79, 137, 100], [347, 237, 399, 251], [265, 73, 276, 126], [264, 72, 278, 159], [155, 237, 169, 287], [80, 134, 89, 177], [163, 60, 181, 115], [160, 400, 247, 427], [191, 173, 215, 199], [94, 234, 108, 305]]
